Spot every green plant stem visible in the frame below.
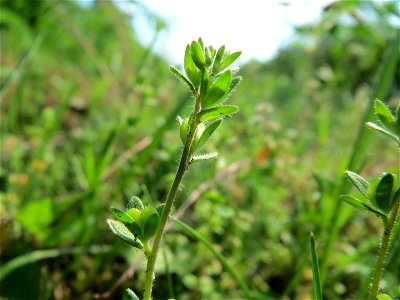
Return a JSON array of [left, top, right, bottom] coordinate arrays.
[[142, 93, 202, 300], [320, 39, 399, 286], [369, 202, 400, 300]]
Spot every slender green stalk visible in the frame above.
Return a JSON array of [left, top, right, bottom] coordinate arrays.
[[369, 201, 400, 300], [320, 39, 399, 286], [142, 93, 202, 300]]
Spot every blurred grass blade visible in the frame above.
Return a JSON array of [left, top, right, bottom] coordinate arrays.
[[310, 232, 323, 300], [172, 217, 253, 299], [0, 33, 44, 101], [0, 245, 110, 282]]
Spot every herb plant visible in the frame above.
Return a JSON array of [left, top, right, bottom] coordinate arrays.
[[107, 38, 242, 299], [341, 99, 400, 300]]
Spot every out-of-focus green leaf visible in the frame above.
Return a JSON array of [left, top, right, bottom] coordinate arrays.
[[15, 198, 54, 241]]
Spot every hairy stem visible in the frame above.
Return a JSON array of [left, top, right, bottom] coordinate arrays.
[[142, 93, 201, 300], [369, 201, 400, 300]]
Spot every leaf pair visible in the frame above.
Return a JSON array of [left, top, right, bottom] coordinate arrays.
[[342, 171, 400, 220], [107, 196, 161, 250]]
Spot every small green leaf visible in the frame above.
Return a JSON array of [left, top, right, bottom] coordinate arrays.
[[310, 232, 322, 300], [199, 105, 239, 122], [107, 219, 144, 249], [193, 123, 206, 146], [375, 173, 394, 213], [345, 170, 370, 199], [377, 294, 392, 300], [220, 51, 242, 70], [170, 66, 195, 93], [110, 207, 134, 224], [340, 195, 386, 219], [180, 117, 190, 144], [156, 203, 166, 217], [200, 68, 209, 99], [205, 47, 213, 67], [190, 152, 218, 164], [141, 206, 160, 241], [191, 40, 206, 70], [126, 196, 144, 211], [126, 208, 142, 223], [228, 76, 242, 94], [391, 188, 400, 210], [396, 103, 400, 129], [209, 46, 216, 61], [194, 120, 222, 151], [197, 37, 204, 50], [212, 45, 225, 74], [126, 288, 140, 300], [202, 70, 232, 109], [374, 100, 397, 133], [184, 45, 201, 87], [366, 122, 400, 144]]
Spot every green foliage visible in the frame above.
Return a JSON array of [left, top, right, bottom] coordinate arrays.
[[108, 196, 161, 246], [342, 98, 400, 299], [1, 1, 399, 299]]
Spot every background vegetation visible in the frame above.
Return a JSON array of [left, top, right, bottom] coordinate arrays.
[[0, 0, 399, 299]]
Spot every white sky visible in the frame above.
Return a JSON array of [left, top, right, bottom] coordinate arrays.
[[128, 0, 333, 64]]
